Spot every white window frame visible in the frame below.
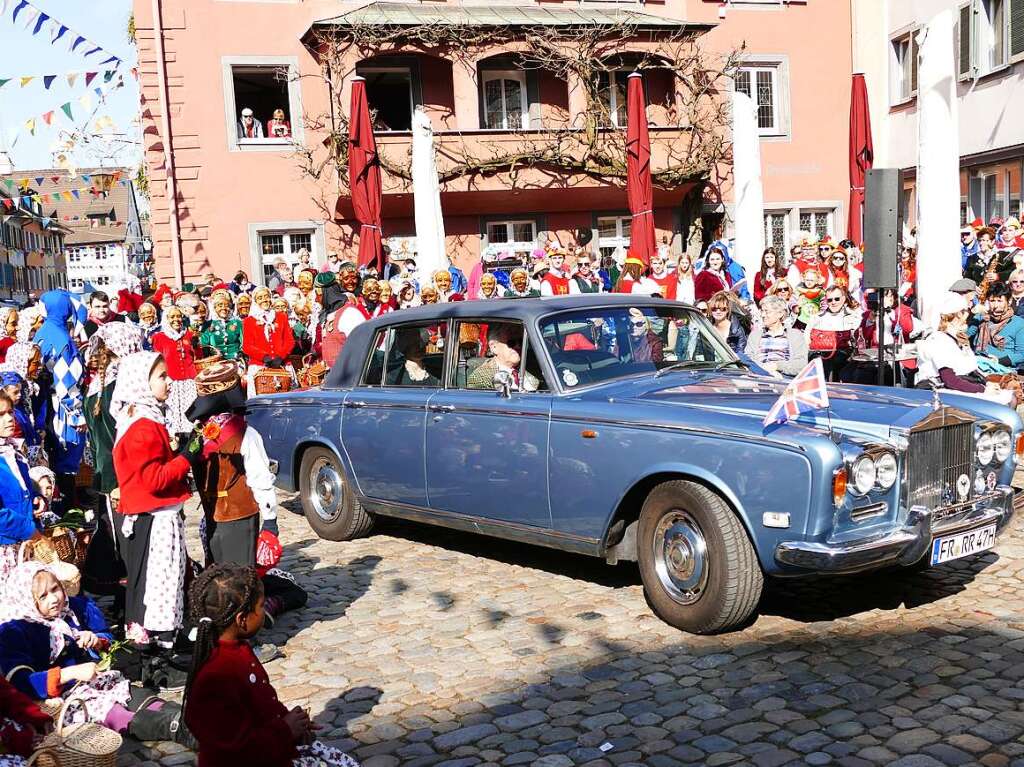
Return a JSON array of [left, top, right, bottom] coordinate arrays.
[[763, 210, 791, 257], [596, 70, 631, 129], [595, 214, 632, 259], [358, 66, 415, 133], [480, 71, 529, 131], [222, 56, 304, 152], [483, 218, 538, 258], [799, 209, 835, 242], [734, 56, 791, 140], [889, 29, 918, 105], [247, 220, 326, 286], [960, 0, 1013, 78]]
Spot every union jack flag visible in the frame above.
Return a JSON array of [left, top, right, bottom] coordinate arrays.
[[763, 357, 830, 427]]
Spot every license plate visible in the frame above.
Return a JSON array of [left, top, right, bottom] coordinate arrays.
[[930, 524, 997, 565]]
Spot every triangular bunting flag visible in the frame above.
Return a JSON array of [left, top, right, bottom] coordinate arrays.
[[84, 46, 101, 58], [41, 111, 54, 126], [0, 0, 10, 19], [82, 175, 91, 183], [60, 102, 72, 120], [18, 179, 29, 190], [50, 176, 59, 183], [32, 11, 49, 35], [66, 72, 78, 88], [99, 55, 120, 67], [25, 118, 35, 136], [41, 194, 50, 203], [20, 76, 33, 88], [20, 6, 37, 31], [0, 79, 9, 89], [70, 36, 86, 53], [30, 195, 40, 203], [34, 177, 43, 186], [71, 190, 80, 199], [130, 68, 139, 80], [79, 94, 91, 110], [52, 24, 67, 44], [43, 75, 56, 90], [1, 199, 12, 210], [11, 0, 28, 23], [1, 180, 11, 190], [84, 71, 97, 87], [103, 70, 115, 83], [93, 87, 101, 97]]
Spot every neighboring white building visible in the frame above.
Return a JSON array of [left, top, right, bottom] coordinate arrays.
[[854, 0, 1024, 225], [65, 239, 132, 293]]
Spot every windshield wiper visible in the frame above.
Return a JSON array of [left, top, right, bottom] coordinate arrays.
[[712, 358, 748, 372], [654, 360, 715, 378]]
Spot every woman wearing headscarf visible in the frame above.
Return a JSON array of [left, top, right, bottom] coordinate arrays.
[[14, 306, 42, 344], [0, 371, 42, 467], [83, 323, 145, 598], [241, 286, 294, 390], [2, 342, 48, 462], [136, 301, 160, 350], [32, 291, 87, 508], [150, 306, 198, 441], [0, 307, 18, 363], [111, 351, 200, 658], [0, 391, 38, 590]]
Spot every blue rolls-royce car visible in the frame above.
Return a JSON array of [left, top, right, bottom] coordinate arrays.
[[248, 295, 1022, 633]]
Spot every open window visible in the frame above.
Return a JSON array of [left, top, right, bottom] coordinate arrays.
[[451, 320, 547, 392], [359, 67, 416, 131], [223, 57, 302, 150]]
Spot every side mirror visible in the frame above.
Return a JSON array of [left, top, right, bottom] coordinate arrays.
[[492, 369, 514, 398]]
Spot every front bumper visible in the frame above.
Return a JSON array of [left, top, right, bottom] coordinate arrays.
[[774, 485, 1019, 574]]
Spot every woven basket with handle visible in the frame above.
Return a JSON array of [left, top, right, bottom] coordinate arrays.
[[19, 540, 82, 596], [36, 687, 122, 767], [195, 349, 223, 372], [297, 353, 327, 389]]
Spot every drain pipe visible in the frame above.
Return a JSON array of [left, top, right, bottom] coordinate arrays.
[[151, 0, 184, 287]]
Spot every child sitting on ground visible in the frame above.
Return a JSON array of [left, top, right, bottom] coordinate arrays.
[[183, 564, 360, 767]]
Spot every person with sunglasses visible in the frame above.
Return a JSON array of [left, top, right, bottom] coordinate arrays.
[[961, 220, 982, 270], [804, 286, 860, 381], [824, 247, 861, 302], [706, 291, 747, 354]]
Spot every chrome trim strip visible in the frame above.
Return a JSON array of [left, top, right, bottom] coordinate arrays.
[[549, 413, 809, 453], [435, 405, 548, 418], [360, 496, 603, 557], [850, 502, 887, 522]]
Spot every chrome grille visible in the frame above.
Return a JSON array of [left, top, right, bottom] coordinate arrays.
[[906, 419, 973, 510]]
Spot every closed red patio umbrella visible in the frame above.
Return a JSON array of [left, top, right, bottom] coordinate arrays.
[[349, 76, 384, 272], [626, 72, 655, 267], [848, 73, 874, 246]]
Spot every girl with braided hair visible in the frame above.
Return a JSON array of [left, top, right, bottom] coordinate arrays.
[[184, 564, 359, 767]]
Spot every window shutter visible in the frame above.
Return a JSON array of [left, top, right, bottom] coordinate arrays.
[[910, 31, 919, 93], [959, 2, 973, 78], [1011, 0, 1024, 57]]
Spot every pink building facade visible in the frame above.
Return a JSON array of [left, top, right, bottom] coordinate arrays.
[[136, 0, 853, 285]]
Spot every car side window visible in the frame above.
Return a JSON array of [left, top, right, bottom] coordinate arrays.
[[382, 322, 446, 388], [453, 320, 547, 392], [361, 329, 388, 386]]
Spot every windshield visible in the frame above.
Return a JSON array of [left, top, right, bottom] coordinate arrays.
[[539, 305, 737, 389]]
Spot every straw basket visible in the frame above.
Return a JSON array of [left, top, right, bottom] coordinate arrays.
[[195, 350, 223, 372], [253, 367, 292, 395], [297, 354, 327, 389], [19, 540, 82, 596], [36, 691, 122, 767], [26, 748, 64, 766], [6, 665, 64, 720]]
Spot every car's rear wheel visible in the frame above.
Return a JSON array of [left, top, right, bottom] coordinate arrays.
[[298, 447, 373, 541], [637, 480, 763, 634]]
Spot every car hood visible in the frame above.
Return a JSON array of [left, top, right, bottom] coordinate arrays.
[[613, 371, 943, 442]]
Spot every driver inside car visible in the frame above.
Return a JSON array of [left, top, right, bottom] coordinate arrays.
[[467, 323, 540, 392]]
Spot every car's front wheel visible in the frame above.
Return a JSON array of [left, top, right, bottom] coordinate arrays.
[[637, 480, 763, 634], [298, 447, 373, 541]]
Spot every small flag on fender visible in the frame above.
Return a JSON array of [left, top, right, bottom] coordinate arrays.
[[763, 357, 830, 427]]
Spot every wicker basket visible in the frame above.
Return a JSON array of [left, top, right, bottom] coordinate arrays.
[[253, 367, 292, 395], [297, 354, 327, 389], [19, 540, 82, 596], [26, 746, 63, 766], [37, 691, 122, 767], [195, 350, 223, 372]]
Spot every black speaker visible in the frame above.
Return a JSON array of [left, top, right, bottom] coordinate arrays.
[[862, 168, 902, 289]]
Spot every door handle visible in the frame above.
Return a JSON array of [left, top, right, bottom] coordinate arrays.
[[345, 400, 367, 409], [428, 404, 455, 413]]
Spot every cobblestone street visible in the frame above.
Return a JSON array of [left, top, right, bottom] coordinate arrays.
[[123, 490, 1024, 767]]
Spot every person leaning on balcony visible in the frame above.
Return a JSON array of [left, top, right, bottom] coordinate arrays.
[[266, 108, 291, 139], [745, 294, 808, 379], [237, 107, 264, 139]]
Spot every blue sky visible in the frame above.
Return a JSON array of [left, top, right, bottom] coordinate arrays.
[[0, 0, 139, 172]]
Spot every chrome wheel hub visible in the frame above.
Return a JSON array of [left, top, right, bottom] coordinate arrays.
[[653, 510, 708, 605], [308, 458, 343, 522]]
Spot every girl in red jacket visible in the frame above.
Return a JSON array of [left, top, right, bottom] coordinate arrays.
[[111, 351, 201, 655], [184, 564, 359, 767], [150, 306, 199, 440], [242, 287, 295, 391]]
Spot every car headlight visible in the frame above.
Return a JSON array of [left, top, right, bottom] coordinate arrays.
[[993, 430, 1012, 463], [850, 454, 876, 495], [875, 451, 898, 490], [976, 431, 995, 466]]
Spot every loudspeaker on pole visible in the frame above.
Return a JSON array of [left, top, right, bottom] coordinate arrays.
[[862, 168, 902, 290]]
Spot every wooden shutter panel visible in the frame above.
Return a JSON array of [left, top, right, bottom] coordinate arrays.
[[1011, 0, 1024, 57], [911, 30, 919, 93], [959, 2, 973, 77]]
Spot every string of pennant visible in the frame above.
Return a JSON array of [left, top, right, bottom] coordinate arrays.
[[8, 72, 125, 144], [0, 175, 131, 212], [0, 67, 136, 91], [0, 0, 123, 68]]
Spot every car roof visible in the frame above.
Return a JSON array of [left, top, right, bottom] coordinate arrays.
[[326, 294, 685, 388]]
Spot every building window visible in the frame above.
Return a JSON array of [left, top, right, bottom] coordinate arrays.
[[764, 211, 790, 256], [959, 0, 1013, 78], [359, 67, 415, 132], [484, 219, 537, 258], [735, 63, 784, 136], [257, 229, 315, 284], [222, 56, 303, 151], [481, 72, 528, 131], [596, 70, 629, 128], [890, 31, 918, 104], [799, 210, 834, 242], [596, 215, 631, 262]]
